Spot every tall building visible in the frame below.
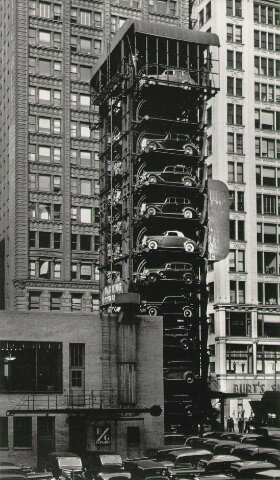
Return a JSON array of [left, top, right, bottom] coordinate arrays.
[[193, 0, 280, 422], [0, 0, 192, 466]]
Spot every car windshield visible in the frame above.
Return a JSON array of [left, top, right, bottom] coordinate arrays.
[[58, 458, 82, 469]]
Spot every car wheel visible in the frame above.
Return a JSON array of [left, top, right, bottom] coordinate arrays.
[[184, 242, 195, 252], [183, 308, 193, 318], [185, 406, 194, 417], [147, 240, 158, 250], [148, 306, 158, 316], [146, 141, 158, 151], [183, 209, 193, 219], [147, 206, 157, 216], [184, 371, 196, 384], [183, 177, 193, 187], [183, 273, 193, 284], [148, 273, 159, 283]]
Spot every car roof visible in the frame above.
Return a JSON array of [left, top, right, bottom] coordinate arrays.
[[202, 455, 240, 463], [256, 469, 280, 479], [125, 459, 165, 469], [232, 461, 277, 471], [216, 440, 241, 446], [169, 449, 211, 457]]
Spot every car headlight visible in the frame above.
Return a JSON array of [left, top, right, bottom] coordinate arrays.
[[184, 145, 193, 155]]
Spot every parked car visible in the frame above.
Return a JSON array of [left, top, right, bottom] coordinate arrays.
[[141, 231, 199, 253], [27, 474, 54, 480], [202, 439, 222, 451], [139, 68, 195, 88], [138, 134, 199, 156], [140, 295, 193, 317], [95, 473, 131, 480], [124, 459, 170, 480], [160, 449, 213, 469], [137, 262, 195, 284], [254, 451, 280, 466], [138, 197, 201, 220], [213, 440, 242, 454], [197, 455, 241, 474], [83, 453, 126, 480], [202, 432, 224, 439], [239, 433, 265, 444], [0, 475, 28, 480], [231, 444, 263, 460], [47, 453, 83, 480], [184, 436, 201, 448], [138, 166, 198, 188], [230, 461, 277, 479], [256, 469, 280, 479], [164, 360, 198, 383], [164, 434, 187, 446]]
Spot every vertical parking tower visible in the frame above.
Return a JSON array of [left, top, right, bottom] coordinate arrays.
[[91, 20, 220, 433]]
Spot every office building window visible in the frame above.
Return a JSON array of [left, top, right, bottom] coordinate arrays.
[[50, 293, 62, 311], [227, 345, 253, 374], [0, 417, 8, 448], [71, 294, 83, 312], [226, 311, 251, 336], [28, 292, 41, 310]]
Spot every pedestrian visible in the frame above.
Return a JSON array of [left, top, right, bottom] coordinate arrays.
[[244, 417, 250, 433], [229, 417, 235, 432], [226, 417, 231, 432], [238, 417, 244, 433]]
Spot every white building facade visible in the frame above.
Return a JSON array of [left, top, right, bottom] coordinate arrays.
[[193, 0, 280, 422]]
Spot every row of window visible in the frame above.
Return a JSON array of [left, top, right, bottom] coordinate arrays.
[[257, 223, 280, 244], [70, 149, 99, 169], [208, 279, 246, 303], [70, 8, 102, 28], [70, 122, 98, 141], [227, 345, 280, 374], [228, 162, 244, 183], [257, 251, 280, 276], [258, 282, 280, 306], [210, 311, 280, 340], [255, 137, 280, 159], [30, 226, 99, 250], [70, 37, 101, 56], [198, 1, 211, 27], [71, 263, 99, 281], [227, 24, 243, 44], [255, 109, 280, 132], [254, 30, 280, 52], [29, 145, 99, 168], [254, 56, 280, 78], [227, 76, 243, 97], [28, 291, 99, 312], [70, 178, 98, 196], [227, 103, 243, 126], [29, 116, 61, 135], [256, 166, 280, 186], [29, 174, 61, 193], [71, 206, 100, 224], [29, 29, 62, 49], [226, 0, 242, 18], [29, 87, 92, 111], [227, 132, 244, 154], [227, 50, 243, 70], [256, 194, 280, 216], [229, 190, 244, 212], [149, 0, 177, 16], [229, 249, 245, 272], [29, 259, 99, 281], [255, 83, 280, 104], [29, 57, 92, 83], [29, 1, 62, 20], [254, 3, 280, 26], [29, 202, 61, 221]]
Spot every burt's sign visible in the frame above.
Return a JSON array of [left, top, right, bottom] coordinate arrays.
[[232, 380, 279, 395]]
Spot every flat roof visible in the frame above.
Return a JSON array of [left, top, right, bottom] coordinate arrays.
[[91, 19, 220, 79]]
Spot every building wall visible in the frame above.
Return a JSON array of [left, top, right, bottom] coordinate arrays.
[[193, 0, 280, 422]]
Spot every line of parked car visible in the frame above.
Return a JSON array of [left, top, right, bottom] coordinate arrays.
[[2, 428, 280, 480]]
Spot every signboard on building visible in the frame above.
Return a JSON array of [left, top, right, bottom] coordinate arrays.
[[101, 281, 124, 305], [94, 425, 111, 445], [208, 179, 230, 262]]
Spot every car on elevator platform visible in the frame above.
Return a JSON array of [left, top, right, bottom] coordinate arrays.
[[138, 165, 198, 188], [141, 231, 199, 253], [140, 295, 193, 317], [139, 67, 196, 89], [138, 134, 199, 157], [137, 262, 195, 284], [164, 361, 198, 383], [139, 197, 200, 220]]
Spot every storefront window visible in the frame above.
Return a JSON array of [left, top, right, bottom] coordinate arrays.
[[226, 345, 253, 373]]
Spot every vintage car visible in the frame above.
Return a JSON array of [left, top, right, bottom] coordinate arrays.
[[160, 448, 212, 471], [137, 262, 195, 284], [164, 360, 198, 383], [197, 455, 241, 474], [124, 459, 170, 480], [140, 296, 193, 317], [141, 231, 199, 253], [139, 197, 200, 220], [139, 67, 196, 88], [138, 134, 199, 156], [164, 434, 187, 446], [83, 453, 128, 480], [138, 166, 198, 188], [213, 440, 242, 455], [230, 461, 277, 479], [46, 452, 83, 480]]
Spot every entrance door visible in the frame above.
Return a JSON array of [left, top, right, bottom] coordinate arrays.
[[69, 417, 87, 455], [37, 417, 55, 470]]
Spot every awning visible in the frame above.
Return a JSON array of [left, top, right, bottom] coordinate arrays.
[[91, 19, 220, 80]]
